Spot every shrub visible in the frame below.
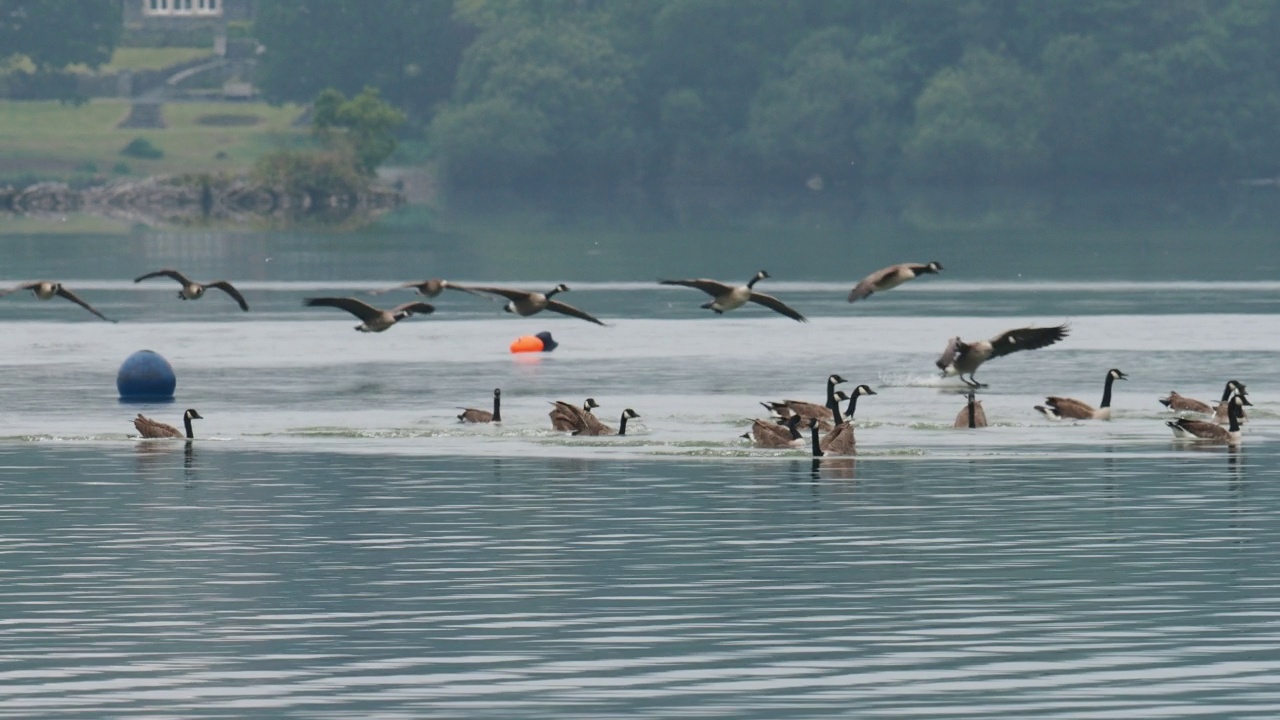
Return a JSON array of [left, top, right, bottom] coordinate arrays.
[[121, 137, 164, 159], [252, 148, 368, 202]]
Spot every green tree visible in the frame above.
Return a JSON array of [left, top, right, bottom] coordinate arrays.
[[902, 48, 1049, 182], [312, 87, 407, 174], [745, 28, 913, 183], [428, 20, 638, 186], [0, 0, 120, 70], [254, 0, 467, 123]]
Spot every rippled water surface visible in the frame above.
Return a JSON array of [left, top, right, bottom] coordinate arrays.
[[3, 225, 1280, 718]]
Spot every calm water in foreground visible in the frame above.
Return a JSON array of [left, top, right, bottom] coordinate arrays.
[[3, 213, 1280, 717]]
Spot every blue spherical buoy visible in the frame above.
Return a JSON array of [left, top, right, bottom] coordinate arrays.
[[117, 350, 176, 402]]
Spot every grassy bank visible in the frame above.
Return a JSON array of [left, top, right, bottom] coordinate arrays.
[[0, 99, 309, 181]]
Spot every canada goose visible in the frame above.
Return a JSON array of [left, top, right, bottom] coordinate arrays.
[[1168, 394, 1250, 444], [550, 398, 600, 432], [466, 283, 606, 325], [953, 392, 988, 428], [808, 418, 826, 457], [746, 414, 805, 448], [1035, 368, 1128, 420], [764, 391, 849, 431], [840, 384, 877, 420], [847, 261, 943, 302], [133, 408, 203, 439], [133, 269, 249, 311], [936, 323, 1070, 387], [1158, 380, 1246, 418], [458, 388, 501, 423], [368, 279, 487, 299], [660, 270, 807, 322], [762, 373, 847, 422], [575, 408, 641, 437], [303, 297, 434, 332], [0, 280, 115, 322], [819, 384, 876, 455]]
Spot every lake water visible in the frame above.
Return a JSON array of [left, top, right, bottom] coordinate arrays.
[[3, 192, 1280, 718]]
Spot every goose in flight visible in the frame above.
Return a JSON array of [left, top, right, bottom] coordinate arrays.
[[1035, 368, 1128, 421], [467, 283, 606, 325], [368, 279, 488, 299], [133, 269, 249, 311], [303, 297, 434, 332], [848, 261, 943, 302], [936, 323, 1070, 387], [660, 270, 806, 322], [0, 280, 115, 322]]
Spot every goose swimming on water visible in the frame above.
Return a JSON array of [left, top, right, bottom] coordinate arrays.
[[1168, 393, 1249, 444], [133, 269, 250, 311], [1035, 368, 1127, 421], [954, 392, 988, 428], [745, 414, 805, 448], [303, 297, 435, 332], [550, 398, 601, 432], [660, 270, 807, 322], [134, 408, 203, 439], [458, 388, 501, 423], [466, 283, 606, 325], [936, 323, 1070, 387], [0, 280, 115, 322], [575, 408, 641, 437], [847, 261, 943, 302]]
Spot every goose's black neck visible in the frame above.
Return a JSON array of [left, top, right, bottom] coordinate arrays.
[[618, 412, 630, 436], [809, 422, 824, 457], [492, 393, 502, 423], [1100, 374, 1116, 409], [1221, 383, 1238, 402], [746, 274, 763, 289], [825, 381, 840, 424], [844, 393, 861, 419], [183, 415, 195, 439], [786, 415, 803, 440], [1228, 401, 1242, 433], [545, 286, 564, 300], [967, 397, 977, 428]]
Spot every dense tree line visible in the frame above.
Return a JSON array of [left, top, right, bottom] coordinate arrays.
[[256, 0, 1280, 189]]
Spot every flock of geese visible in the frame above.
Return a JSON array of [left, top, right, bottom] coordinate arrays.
[[2, 261, 1254, 448]]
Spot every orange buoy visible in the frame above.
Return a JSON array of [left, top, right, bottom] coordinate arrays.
[[510, 331, 559, 353]]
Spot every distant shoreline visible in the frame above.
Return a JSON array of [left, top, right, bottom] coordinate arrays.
[[1, 174, 403, 225]]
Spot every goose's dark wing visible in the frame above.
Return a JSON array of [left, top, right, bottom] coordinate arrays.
[[304, 297, 384, 322], [205, 280, 250, 311], [466, 286, 534, 302], [368, 280, 431, 295], [988, 323, 1070, 359], [134, 268, 193, 285], [390, 302, 435, 316], [0, 281, 41, 298], [55, 285, 115, 322], [847, 265, 897, 302], [659, 278, 734, 297], [438, 281, 492, 299], [747, 291, 807, 322], [544, 299, 606, 326]]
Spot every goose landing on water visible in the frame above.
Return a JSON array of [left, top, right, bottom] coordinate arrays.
[[1168, 394, 1249, 444], [133, 269, 249, 311], [466, 284, 606, 326], [303, 297, 434, 332], [936, 323, 1070, 387], [744, 414, 805, 448], [458, 389, 501, 423], [847, 261, 942, 302], [134, 409, 203, 439], [660, 270, 807, 322], [550, 398, 601, 432], [0, 281, 116, 322], [1036, 368, 1127, 420]]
